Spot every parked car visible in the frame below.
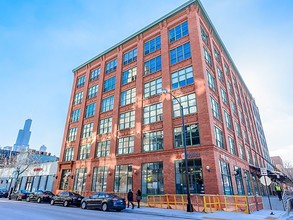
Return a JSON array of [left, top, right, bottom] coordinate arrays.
[[0, 188, 8, 198], [26, 190, 55, 203], [80, 192, 126, 212], [50, 191, 83, 207], [10, 190, 31, 201]]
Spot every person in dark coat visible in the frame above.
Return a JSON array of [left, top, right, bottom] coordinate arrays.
[[136, 189, 142, 208], [127, 189, 134, 209]]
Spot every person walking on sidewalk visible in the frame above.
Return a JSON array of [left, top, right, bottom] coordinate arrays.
[[136, 189, 142, 208], [127, 189, 134, 209], [275, 184, 282, 201]]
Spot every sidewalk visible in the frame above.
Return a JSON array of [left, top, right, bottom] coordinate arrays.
[[124, 206, 292, 220]]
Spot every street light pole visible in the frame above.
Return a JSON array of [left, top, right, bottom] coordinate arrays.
[[162, 88, 193, 212]]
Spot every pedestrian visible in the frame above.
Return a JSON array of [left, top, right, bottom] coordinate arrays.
[[127, 189, 134, 209], [275, 184, 282, 201], [136, 189, 142, 208]]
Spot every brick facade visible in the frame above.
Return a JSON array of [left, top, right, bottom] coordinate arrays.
[[54, 0, 270, 197]]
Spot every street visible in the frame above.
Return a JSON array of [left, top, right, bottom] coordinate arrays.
[[0, 198, 187, 220]]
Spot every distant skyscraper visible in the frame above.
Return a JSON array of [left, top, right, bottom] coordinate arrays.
[[13, 119, 32, 152], [39, 145, 47, 152]]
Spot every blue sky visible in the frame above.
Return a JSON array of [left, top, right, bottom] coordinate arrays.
[[0, 0, 292, 164]]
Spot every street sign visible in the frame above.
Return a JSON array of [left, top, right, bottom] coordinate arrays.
[[260, 176, 271, 186], [260, 167, 268, 176]]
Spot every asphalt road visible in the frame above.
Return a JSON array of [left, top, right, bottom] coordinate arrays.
[[0, 198, 183, 220]]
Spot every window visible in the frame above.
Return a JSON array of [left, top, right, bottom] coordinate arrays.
[[82, 123, 93, 138], [219, 160, 233, 195], [119, 111, 135, 130], [84, 103, 96, 118], [239, 145, 246, 160], [143, 130, 163, 152], [103, 76, 116, 92], [220, 88, 228, 105], [235, 121, 242, 138], [64, 148, 74, 161], [224, 64, 229, 77], [92, 166, 108, 192], [169, 21, 188, 43], [217, 67, 224, 82], [174, 124, 200, 148], [228, 81, 233, 95], [243, 130, 249, 144], [144, 56, 161, 75], [142, 162, 164, 195], [239, 109, 244, 124], [79, 143, 90, 160], [214, 48, 220, 62], [121, 88, 136, 106], [210, 97, 221, 120], [228, 136, 236, 155], [173, 93, 197, 117], [74, 92, 83, 105], [76, 75, 86, 88], [114, 164, 132, 193], [171, 66, 194, 89], [96, 140, 110, 158], [99, 117, 112, 134], [170, 42, 191, 65], [122, 67, 137, 85], [101, 96, 114, 112], [144, 36, 161, 55], [73, 168, 87, 192], [88, 85, 98, 99], [200, 26, 209, 45], [231, 100, 237, 115], [71, 109, 80, 122], [117, 136, 134, 155], [143, 102, 162, 124], [67, 127, 77, 141], [207, 70, 216, 91], [224, 111, 233, 130], [144, 78, 162, 98], [105, 58, 117, 74], [90, 68, 100, 81], [214, 126, 224, 149], [123, 48, 137, 65], [59, 169, 70, 190], [244, 170, 253, 195], [204, 48, 212, 66]]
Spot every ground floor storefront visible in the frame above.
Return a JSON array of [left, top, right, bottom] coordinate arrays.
[[0, 161, 57, 192], [55, 147, 265, 197]]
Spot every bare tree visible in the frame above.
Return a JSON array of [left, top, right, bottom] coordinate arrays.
[[6, 151, 41, 199]]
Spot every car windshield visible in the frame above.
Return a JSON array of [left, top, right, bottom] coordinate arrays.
[[72, 192, 81, 196], [44, 191, 54, 195], [20, 190, 29, 193]]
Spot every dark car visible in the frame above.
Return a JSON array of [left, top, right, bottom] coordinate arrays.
[[80, 192, 126, 212], [26, 190, 55, 203], [0, 189, 8, 198], [50, 191, 83, 207], [10, 190, 31, 201]]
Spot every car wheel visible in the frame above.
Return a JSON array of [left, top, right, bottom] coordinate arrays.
[[26, 197, 30, 202], [102, 203, 108, 212], [37, 198, 41, 203], [17, 196, 22, 201], [50, 199, 55, 205], [64, 200, 69, 207], [81, 202, 87, 209]]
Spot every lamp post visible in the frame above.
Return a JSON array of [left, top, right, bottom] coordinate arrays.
[[162, 88, 193, 212]]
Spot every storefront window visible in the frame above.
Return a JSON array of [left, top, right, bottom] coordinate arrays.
[[142, 162, 164, 195], [59, 169, 70, 190], [39, 176, 48, 191], [73, 168, 87, 192], [46, 176, 54, 191], [114, 164, 132, 193], [31, 176, 40, 192], [25, 176, 34, 191], [92, 166, 107, 192], [244, 170, 252, 195], [219, 160, 233, 195], [175, 159, 203, 194], [234, 167, 245, 195]]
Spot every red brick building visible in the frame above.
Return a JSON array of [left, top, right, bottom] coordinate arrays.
[[55, 0, 272, 197]]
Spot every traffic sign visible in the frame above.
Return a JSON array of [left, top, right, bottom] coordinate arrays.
[[260, 167, 268, 176], [260, 176, 271, 186]]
